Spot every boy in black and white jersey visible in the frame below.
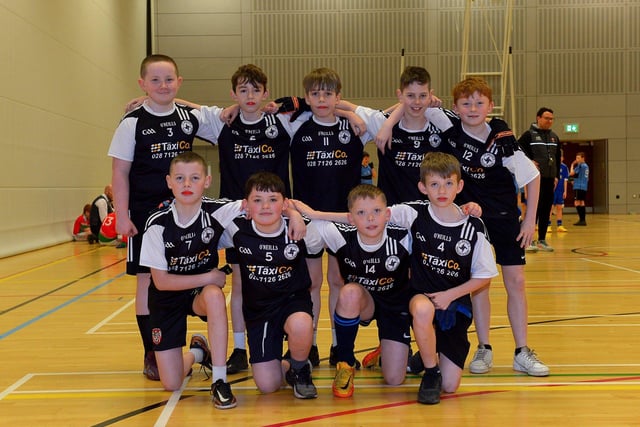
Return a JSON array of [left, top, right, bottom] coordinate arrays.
[[339, 66, 449, 205], [109, 54, 219, 381], [288, 67, 371, 366], [387, 152, 497, 404], [139, 152, 241, 409], [222, 172, 324, 399], [292, 185, 413, 398], [379, 77, 549, 378]]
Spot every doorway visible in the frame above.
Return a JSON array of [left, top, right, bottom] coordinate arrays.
[[560, 139, 607, 214]]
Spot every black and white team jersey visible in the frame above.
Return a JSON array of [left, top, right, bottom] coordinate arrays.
[[290, 116, 366, 212], [389, 201, 498, 308], [224, 217, 324, 326], [139, 198, 242, 282], [199, 107, 308, 199], [445, 115, 539, 219], [355, 106, 451, 205], [314, 220, 412, 314], [108, 103, 216, 212]]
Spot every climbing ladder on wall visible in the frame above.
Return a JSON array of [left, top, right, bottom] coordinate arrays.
[[460, 0, 516, 132]]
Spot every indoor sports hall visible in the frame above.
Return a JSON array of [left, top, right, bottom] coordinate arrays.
[[1, 1, 639, 425]]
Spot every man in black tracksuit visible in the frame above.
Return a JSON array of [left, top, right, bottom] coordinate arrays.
[[518, 107, 561, 252]]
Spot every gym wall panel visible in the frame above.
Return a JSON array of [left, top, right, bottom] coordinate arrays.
[[0, 0, 146, 258]]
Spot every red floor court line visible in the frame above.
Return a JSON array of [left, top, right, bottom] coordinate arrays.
[[261, 390, 504, 427], [263, 374, 640, 427]]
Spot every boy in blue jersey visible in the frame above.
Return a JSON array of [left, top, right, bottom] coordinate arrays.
[[552, 151, 569, 232], [570, 152, 589, 226]]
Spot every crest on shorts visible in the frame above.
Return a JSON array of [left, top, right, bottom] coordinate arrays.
[[181, 120, 194, 135], [152, 328, 162, 345], [201, 227, 214, 244]]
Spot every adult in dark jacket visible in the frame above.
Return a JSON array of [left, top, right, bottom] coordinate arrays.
[[518, 108, 561, 252]]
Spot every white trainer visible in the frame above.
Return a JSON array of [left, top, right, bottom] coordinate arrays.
[[469, 345, 493, 374], [513, 346, 549, 377]]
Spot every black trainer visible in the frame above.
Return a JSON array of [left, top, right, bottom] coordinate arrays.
[[285, 362, 318, 399], [226, 348, 248, 374], [329, 346, 361, 369], [417, 367, 442, 405], [210, 379, 237, 409], [284, 344, 320, 367]]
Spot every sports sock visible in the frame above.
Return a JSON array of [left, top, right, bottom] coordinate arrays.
[[233, 332, 246, 350], [190, 347, 204, 364], [333, 312, 359, 366], [212, 366, 226, 383], [136, 314, 153, 354]]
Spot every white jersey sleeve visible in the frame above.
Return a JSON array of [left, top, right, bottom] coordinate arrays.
[[211, 200, 243, 228], [276, 111, 312, 138], [354, 105, 386, 137], [198, 105, 227, 143], [470, 232, 499, 279], [107, 116, 137, 161], [504, 151, 540, 188], [304, 220, 326, 256], [140, 224, 168, 271], [388, 204, 420, 230]]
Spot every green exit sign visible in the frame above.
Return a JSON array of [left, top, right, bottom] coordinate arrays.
[[564, 123, 579, 133]]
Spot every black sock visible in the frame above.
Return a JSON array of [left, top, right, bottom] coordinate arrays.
[[136, 314, 152, 355], [577, 206, 586, 221], [333, 312, 359, 366], [424, 365, 440, 375], [515, 346, 529, 355]]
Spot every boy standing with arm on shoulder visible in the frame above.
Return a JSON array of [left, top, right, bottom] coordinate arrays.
[[223, 172, 324, 399], [339, 66, 452, 205], [109, 54, 219, 381], [139, 152, 242, 409], [378, 77, 549, 377], [181, 64, 302, 375], [288, 67, 371, 367]]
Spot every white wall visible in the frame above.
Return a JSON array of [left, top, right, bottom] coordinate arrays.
[[0, 0, 147, 257], [154, 0, 640, 214]]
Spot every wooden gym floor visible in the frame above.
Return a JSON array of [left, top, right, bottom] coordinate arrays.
[[1, 213, 640, 426]]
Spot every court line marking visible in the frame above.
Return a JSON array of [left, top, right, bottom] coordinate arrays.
[[153, 376, 189, 427], [0, 274, 124, 340], [261, 375, 640, 427], [86, 298, 135, 334], [0, 246, 107, 281], [4, 367, 640, 399], [0, 260, 125, 317], [582, 257, 640, 273]]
